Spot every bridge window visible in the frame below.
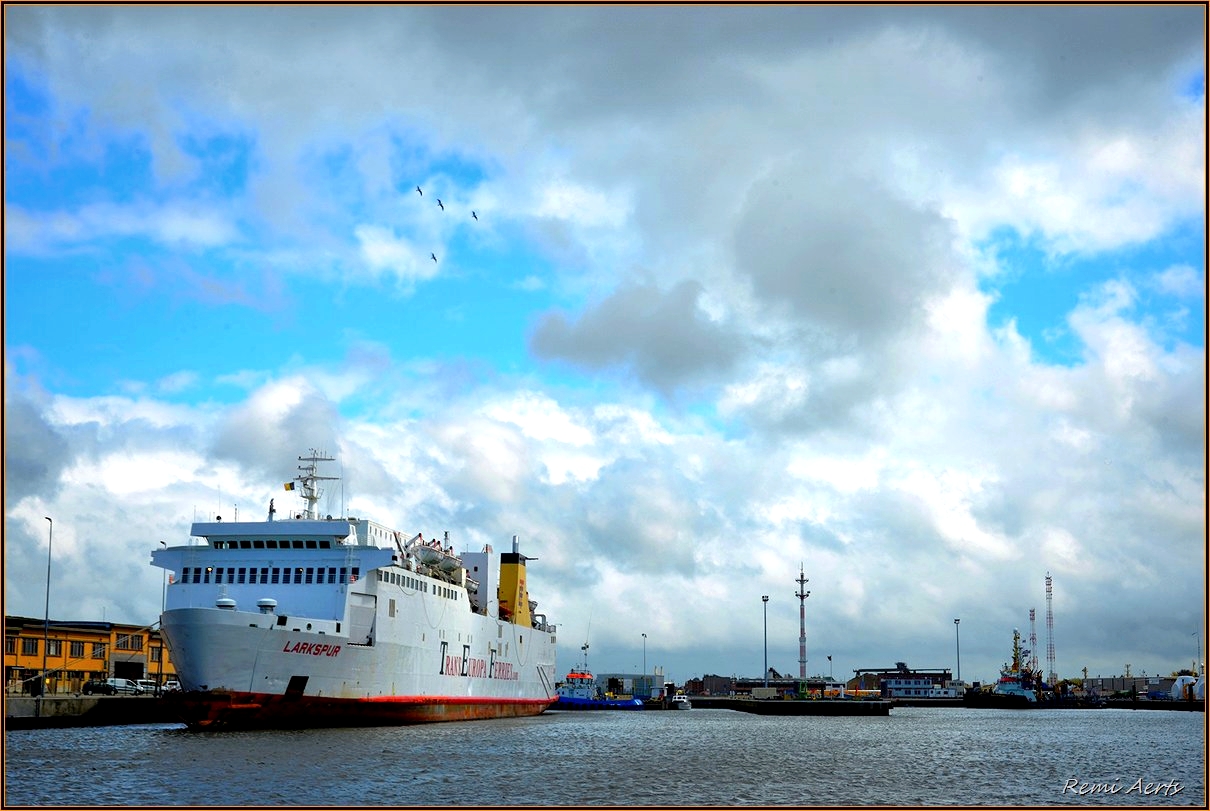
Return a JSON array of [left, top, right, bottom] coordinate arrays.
[[305, 567, 314, 584], [271, 568, 280, 584], [293, 568, 304, 584], [259, 568, 269, 584], [306, 540, 317, 549], [237, 567, 246, 584], [327, 567, 337, 584], [253, 540, 265, 549]]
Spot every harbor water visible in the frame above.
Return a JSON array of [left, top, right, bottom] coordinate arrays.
[[5, 706, 1204, 806]]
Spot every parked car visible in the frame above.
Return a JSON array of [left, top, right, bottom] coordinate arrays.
[[136, 679, 158, 694], [82, 678, 116, 695], [162, 680, 182, 693], [105, 678, 144, 695]]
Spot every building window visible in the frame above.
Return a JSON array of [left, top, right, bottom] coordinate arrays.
[[47, 640, 62, 657], [22, 638, 38, 656], [70, 641, 85, 658], [92, 643, 105, 659], [5, 637, 15, 655], [151, 647, 162, 662]]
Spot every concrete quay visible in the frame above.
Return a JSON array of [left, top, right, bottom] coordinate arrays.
[[690, 696, 893, 715], [5, 695, 179, 730]]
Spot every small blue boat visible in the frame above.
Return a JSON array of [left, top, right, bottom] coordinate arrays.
[[554, 644, 644, 710]]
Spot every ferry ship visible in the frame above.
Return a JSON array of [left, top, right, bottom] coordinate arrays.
[[151, 451, 558, 729]]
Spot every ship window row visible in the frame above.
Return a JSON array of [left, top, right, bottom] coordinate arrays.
[[179, 566, 360, 585], [375, 570, 459, 602], [379, 570, 427, 592], [210, 539, 334, 550]]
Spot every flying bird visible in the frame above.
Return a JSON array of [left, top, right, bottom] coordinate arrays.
[[416, 186, 423, 196], [436, 199, 444, 211], [431, 253, 437, 263], [472, 211, 478, 220]]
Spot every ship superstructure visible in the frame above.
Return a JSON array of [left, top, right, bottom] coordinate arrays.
[[150, 450, 558, 729]]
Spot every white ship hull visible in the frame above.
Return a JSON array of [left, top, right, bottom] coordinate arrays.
[[161, 603, 556, 728]]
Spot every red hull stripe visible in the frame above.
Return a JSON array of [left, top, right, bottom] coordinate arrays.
[[167, 691, 556, 730], [363, 694, 548, 705]]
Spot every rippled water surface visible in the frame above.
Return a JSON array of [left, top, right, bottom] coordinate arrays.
[[5, 707, 1204, 806]]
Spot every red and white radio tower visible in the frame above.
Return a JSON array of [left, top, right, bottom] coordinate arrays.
[[1045, 573, 1056, 684], [796, 564, 810, 680], [1029, 608, 1039, 672]]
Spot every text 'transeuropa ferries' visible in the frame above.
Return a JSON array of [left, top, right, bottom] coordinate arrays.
[[151, 450, 558, 730]]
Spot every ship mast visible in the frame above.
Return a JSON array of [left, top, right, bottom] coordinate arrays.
[[293, 450, 338, 519]]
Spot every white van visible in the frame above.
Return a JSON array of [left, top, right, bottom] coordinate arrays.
[[136, 679, 157, 694], [106, 678, 144, 695]]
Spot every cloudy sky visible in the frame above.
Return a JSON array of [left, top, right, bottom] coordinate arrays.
[[4, 6, 1205, 686]]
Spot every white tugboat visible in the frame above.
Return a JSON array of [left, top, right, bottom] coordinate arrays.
[[152, 450, 558, 729]]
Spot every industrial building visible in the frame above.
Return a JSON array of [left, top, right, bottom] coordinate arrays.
[[4, 615, 177, 696]]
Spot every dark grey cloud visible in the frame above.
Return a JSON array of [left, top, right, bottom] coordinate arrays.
[[736, 164, 958, 345], [210, 388, 342, 490], [530, 280, 746, 394], [3, 391, 71, 504]]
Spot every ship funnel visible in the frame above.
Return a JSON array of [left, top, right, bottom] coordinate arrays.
[[512, 534, 519, 553]]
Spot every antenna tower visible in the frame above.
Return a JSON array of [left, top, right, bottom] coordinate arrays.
[[1029, 608, 1039, 672], [795, 564, 810, 680], [294, 449, 338, 520], [1045, 572, 1056, 684]]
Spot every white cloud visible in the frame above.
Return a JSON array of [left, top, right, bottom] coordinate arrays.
[[5, 202, 238, 253], [354, 224, 440, 284], [1151, 264, 1204, 298]]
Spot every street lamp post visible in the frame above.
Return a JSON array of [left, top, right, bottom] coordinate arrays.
[[1195, 631, 1202, 677], [641, 633, 647, 698], [762, 595, 770, 688], [42, 517, 53, 701], [954, 618, 961, 685]]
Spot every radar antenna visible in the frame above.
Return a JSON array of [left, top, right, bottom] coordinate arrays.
[[292, 449, 338, 519]]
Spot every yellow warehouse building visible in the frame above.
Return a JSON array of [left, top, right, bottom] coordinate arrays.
[[4, 615, 177, 696]]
